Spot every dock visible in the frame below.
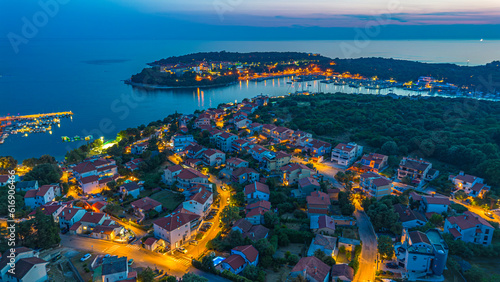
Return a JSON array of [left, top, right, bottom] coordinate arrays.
[[0, 111, 73, 123]]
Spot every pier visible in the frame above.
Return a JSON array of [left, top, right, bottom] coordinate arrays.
[[0, 111, 73, 123]]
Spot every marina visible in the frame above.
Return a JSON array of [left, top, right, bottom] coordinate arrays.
[[0, 111, 73, 144]]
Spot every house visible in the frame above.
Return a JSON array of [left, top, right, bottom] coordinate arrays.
[[171, 134, 194, 152], [307, 191, 331, 218], [248, 145, 273, 162], [72, 158, 118, 194], [24, 185, 56, 209], [231, 139, 250, 152], [91, 225, 124, 241], [28, 202, 65, 222], [327, 188, 340, 202], [234, 117, 252, 129], [125, 158, 143, 171], [420, 194, 450, 214], [194, 114, 211, 128], [101, 256, 130, 282], [120, 181, 141, 199], [332, 216, 357, 227], [164, 165, 184, 185], [182, 188, 213, 217], [281, 163, 315, 185], [131, 197, 162, 215], [143, 238, 166, 251], [16, 180, 38, 191], [331, 143, 363, 167], [131, 142, 148, 155], [396, 229, 448, 281], [262, 151, 291, 171], [289, 256, 330, 282], [306, 139, 332, 159], [80, 212, 109, 229], [394, 204, 427, 229], [248, 123, 263, 133], [92, 201, 107, 213], [58, 207, 86, 230], [214, 132, 238, 152], [202, 149, 226, 166], [1, 251, 48, 282], [359, 172, 392, 199], [467, 183, 490, 197], [338, 237, 361, 252], [153, 210, 201, 249], [174, 168, 209, 189], [397, 157, 439, 187], [271, 126, 294, 142], [221, 245, 259, 274], [232, 167, 259, 184], [444, 211, 494, 246], [307, 234, 337, 257], [449, 171, 490, 197], [244, 182, 270, 201], [231, 219, 269, 241], [298, 177, 321, 197], [245, 204, 270, 225], [185, 144, 207, 159], [226, 158, 249, 170], [330, 264, 354, 282], [310, 215, 336, 236], [0, 175, 10, 187], [262, 124, 277, 136], [358, 153, 388, 172]]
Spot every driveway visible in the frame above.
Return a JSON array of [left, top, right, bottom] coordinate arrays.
[[291, 157, 344, 188], [353, 204, 378, 282]]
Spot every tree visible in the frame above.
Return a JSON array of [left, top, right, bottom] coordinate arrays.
[[378, 235, 395, 260], [338, 191, 355, 216], [429, 213, 443, 225], [220, 205, 241, 229], [16, 209, 60, 249], [263, 212, 279, 229], [23, 163, 62, 185], [381, 141, 399, 155], [455, 190, 467, 201], [242, 265, 266, 282], [201, 254, 216, 273], [0, 156, 17, 173], [138, 267, 156, 282], [181, 272, 208, 282]]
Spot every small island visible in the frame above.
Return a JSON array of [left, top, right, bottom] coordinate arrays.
[[127, 52, 500, 95]]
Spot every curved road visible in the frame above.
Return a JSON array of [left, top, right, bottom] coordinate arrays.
[[353, 204, 378, 282]]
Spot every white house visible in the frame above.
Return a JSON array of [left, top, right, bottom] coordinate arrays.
[[120, 181, 141, 199], [58, 207, 87, 230], [182, 188, 213, 217], [214, 132, 238, 152], [101, 256, 130, 282], [0, 248, 48, 282], [421, 195, 450, 214], [202, 149, 226, 166], [444, 211, 494, 246], [394, 204, 427, 229], [221, 245, 259, 274], [153, 209, 201, 249], [244, 182, 270, 201], [24, 185, 55, 209], [331, 142, 363, 167]]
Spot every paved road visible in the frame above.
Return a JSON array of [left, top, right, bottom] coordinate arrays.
[[353, 204, 378, 282], [450, 198, 500, 225]]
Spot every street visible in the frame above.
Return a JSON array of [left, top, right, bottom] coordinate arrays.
[[450, 198, 500, 225], [353, 204, 378, 282]]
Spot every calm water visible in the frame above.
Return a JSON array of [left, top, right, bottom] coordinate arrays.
[[1, 39, 500, 161]]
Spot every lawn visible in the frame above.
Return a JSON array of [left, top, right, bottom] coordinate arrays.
[[150, 190, 185, 212], [342, 228, 360, 240], [265, 267, 291, 282], [70, 252, 94, 282], [274, 243, 306, 259]]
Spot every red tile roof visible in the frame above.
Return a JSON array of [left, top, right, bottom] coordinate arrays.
[[233, 167, 258, 178], [307, 191, 330, 206], [176, 168, 208, 180], [233, 245, 258, 263], [291, 256, 330, 282], [80, 175, 99, 184], [317, 215, 336, 230], [189, 189, 212, 205], [144, 237, 158, 246], [80, 212, 106, 224], [246, 207, 267, 218], [131, 197, 162, 211], [73, 161, 97, 174], [59, 207, 84, 221], [244, 182, 270, 195], [246, 200, 271, 211], [448, 228, 462, 238], [334, 143, 356, 152], [222, 254, 246, 270], [423, 195, 450, 205], [153, 210, 200, 231], [331, 264, 354, 281], [409, 231, 431, 245], [233, 219, 253, 233], [166, 164, 183, 173], [447, 211, 493, 230], [298, 177, 320, 188]]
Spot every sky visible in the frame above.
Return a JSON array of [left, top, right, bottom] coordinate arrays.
[[1, 0, 500, 40]]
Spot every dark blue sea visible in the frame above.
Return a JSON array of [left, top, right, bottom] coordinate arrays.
[[1, 39, 499, 161]]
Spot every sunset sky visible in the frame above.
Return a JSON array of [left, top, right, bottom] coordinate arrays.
[[1, 0, 500, 39]]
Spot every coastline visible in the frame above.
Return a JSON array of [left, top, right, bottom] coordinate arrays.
[[124, 79, 238, 89]]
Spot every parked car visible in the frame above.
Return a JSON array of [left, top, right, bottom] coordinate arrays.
[[226, 198, 230, 204], [205, 215, 214, 220], [80, 254, 91, 262], [128, 259, 134, 265], [485, 212, 494, 219], [386, 262, 398, 269], [190, 240, 199, 245], [176, 247, 188, 254]]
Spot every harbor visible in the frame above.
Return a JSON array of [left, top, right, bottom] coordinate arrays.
[[0, 111, 73, 144]]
